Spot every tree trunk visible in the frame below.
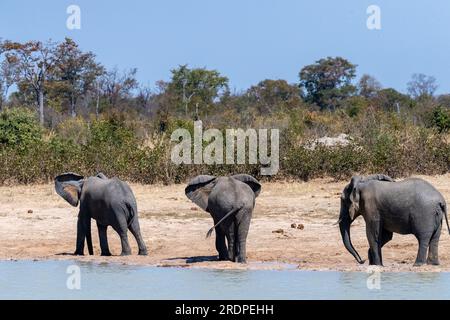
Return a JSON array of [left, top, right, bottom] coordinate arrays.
[[38, 89, 44, 125], [96, 91, 100, 119], [70, 92, 76, 118]]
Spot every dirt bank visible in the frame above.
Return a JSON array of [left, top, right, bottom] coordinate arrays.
[[1, 174, 449, 272]]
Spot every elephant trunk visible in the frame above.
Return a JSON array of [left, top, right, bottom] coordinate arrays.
[[339, 216, 364, 264]]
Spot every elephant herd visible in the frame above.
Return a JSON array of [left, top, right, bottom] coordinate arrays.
[[55, 172, 449, 266]]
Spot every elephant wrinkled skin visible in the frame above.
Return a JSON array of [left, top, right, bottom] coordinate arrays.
[[185, 174, 261, 263], [55, 172, 148, 256], [338, 174, 449, 266]]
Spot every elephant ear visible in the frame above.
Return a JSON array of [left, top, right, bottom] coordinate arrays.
[[96, 172, 108, 179], [55, 173, 84, 207], [364, 174, 394, 182], [185, 175, 217, 211], [231, 174, 261, 197], [348, 176, 362, 221]]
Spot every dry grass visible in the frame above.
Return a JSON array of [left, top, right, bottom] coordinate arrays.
[[0, 174, 449, 271]]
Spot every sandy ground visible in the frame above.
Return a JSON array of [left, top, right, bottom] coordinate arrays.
[[1, 174, 450, 272]]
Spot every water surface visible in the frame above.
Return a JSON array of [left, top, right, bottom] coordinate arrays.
[[0, 260, 448, 299]]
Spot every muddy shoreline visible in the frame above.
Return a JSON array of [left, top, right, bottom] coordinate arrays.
[[1, 174, 449, 272]]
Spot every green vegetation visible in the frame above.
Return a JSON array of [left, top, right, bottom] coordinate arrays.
[[0, 38, 449, 184]]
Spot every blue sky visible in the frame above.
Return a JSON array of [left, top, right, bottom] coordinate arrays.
[[1, 0, 449, 94]]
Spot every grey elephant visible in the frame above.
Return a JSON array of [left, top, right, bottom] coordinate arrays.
[[185, 174, 261, 263], [338, 174, 449, 266], [55, 172, 147, 256]]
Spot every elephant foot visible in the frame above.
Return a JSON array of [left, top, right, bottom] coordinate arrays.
[[73, 250, 84, 256], [138, 250, 148, 256], [413, 261, 426, 267], [120, 251, 132, 256], [237, 257, 247, 264], [426, 259, 440, 266], [101, 251, 112, 257]]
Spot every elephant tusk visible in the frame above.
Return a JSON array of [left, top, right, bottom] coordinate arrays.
[[333, 218, 342, 226]]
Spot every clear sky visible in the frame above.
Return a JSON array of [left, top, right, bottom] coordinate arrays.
[[1, 0, 449, 94]]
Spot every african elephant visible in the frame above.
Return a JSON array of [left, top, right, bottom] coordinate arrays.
[[55, 172, 148, 256], [185, 174, 261, 263], [338, 174, 449, 266]]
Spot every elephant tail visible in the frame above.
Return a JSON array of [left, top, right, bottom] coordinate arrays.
[[206, 207, 241, 239], [441, 202, 450, 235]]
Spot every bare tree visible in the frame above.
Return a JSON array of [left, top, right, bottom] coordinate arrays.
[[1, 40, 57, 124], [137, 84, 153, 115], [0, 58, 19, 110], [103, 67, 138, 109], [407, 73, 438, 99], [358, 74, 382, 98], [53, 38, 105, 118]]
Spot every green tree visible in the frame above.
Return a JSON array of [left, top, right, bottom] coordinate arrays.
[[246, 79, 301, 114], [299, 57, 357, 111], [373, 88, 414, 113], [0, 107, 42, 147], [430, 106, 450, 133], [168, 65, 229, 118]]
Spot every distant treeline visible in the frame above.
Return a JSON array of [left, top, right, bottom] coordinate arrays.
[[0, 38, 449, 184]]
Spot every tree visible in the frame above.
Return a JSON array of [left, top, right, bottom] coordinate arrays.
[[246, 79, 301, 114], [102, 67, 138, 109], [168, 65, 229, 118], [53, 38, 105, 117], [0, 56, 19, 110], [358, 74, 382, 98], [407, 73, 438, 99], [437, 94, 450, 109], [299, 57, 357, 111], [1, 40, 57, 125], [373, 88, 413, 113], [136, 84, 154, 115], [430, 106, 450, 133]]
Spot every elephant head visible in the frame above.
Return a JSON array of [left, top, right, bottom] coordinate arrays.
[[185, 174, 261, 211], [338, 174, 394, 264], [55, 172, 107, 256]]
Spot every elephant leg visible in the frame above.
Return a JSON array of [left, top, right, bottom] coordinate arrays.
[[380, 229, 393, 248], [215, 228, 228, 261], [97, 224, 111, 256], [75, 215, 86, 255], [226, 223, 236, 262], [377, 229, 393, 265], [236, 209, 252, 264], [119, 231, 132, 256], [112, 223, 132, 256], [414, 233, 432, 266], [75, 211, 92, 255], [367, 248, 374, 265], [128, 219, 148, 256], [366, 220, 382, 266], [427, 223, 442, 265]]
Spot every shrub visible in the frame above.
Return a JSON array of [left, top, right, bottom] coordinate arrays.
[[0, 107, 42, 149], [0, 107, 449, 184]]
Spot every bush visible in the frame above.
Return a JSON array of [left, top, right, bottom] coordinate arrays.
[[430, 106, 450, 133], [0, 107, 449, 184], [0, 107, 42, 149]]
